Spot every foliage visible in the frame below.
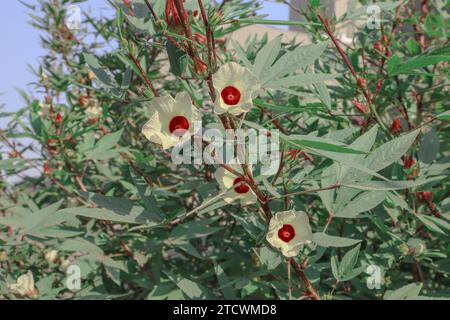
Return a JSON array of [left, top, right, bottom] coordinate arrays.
[[0, 0, 449, 300]]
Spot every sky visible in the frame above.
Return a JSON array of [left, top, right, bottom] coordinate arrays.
[[0, 0, 288, 116]]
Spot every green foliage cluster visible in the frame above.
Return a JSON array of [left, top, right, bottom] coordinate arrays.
[[0, 0, 449, 300]]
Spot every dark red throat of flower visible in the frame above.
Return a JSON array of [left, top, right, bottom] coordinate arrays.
[[233, 177, 249, 194], [169, 116, 190, 137], [278, 224, 296, 243], [221, 86, 241, 106]]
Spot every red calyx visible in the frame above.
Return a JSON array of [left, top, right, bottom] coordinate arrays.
[[165, 0, 188, 32], [403, 155, 415, 169], [55, 113, 63, 126], [353, 100, 367, 113], [416, 191, 432, 203], [390, 117, 402, 133]]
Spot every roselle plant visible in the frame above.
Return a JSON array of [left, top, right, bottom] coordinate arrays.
[[0, 0, 449, 300]]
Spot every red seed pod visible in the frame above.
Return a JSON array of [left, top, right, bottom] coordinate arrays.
[[193, 10, 198, 17], [43, 163, 52, 175], [286, 149, 301, 160], [123, 0, 131, 5], [416, 191, 432, 203], [353, 100, 367, 113], [47, 138, 58, 145], [55, 113, 63, 126], [193, 59, 207, 75], [374, 41, 384, 53], [194, 32, 207, 45], [165, 0, 188, 32], [403, 155, 415, 169], [79, 95, 90, 108], [357, 77, 366, 88], [390, 117, 402, 133], [382, 34, 389, 44]]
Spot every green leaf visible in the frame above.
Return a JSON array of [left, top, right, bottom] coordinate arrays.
[[331, 244, 364, 281], [170, 217, 223, 240], [385, 283, 423, 300], [335, 191, 385, 218], [164, 271, 215, 299], [365, 129, 420, 172], [418, 128, 440, 164], [313, 232, 362, 248], [267, 73, 338, 89], [389, 55, 450, 75], [258, 246, 282, 270], [166, 41, 187, 76], [253, 35, 282, 79], [436, 110, 450, 121], [214, 262, 236, 300], [284, 134, 367, 155], [59, 237, 104, 255], [266, 41, 329, 83], [343, 177, 444, 191]]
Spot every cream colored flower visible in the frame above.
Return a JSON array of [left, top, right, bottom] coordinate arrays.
[[85, 100, 102, 120], [8, 271, 38, 299], [38, 101, 51, 117], [44, 250, 59, 264], [213, 62, 259, 115], [0, 251, 6, 262], [214, 165, 257, 205], [266, 210, 313, 257], [142, 92, 201, 149]]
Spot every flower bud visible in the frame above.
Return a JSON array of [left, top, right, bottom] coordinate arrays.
[[165, 0, 188, 33], [79, 95, 90, 108], [194, 32, 207, 45], [43, 163, 52, 175], [407, 238, 426, 256], [416, 191, 432, 203], [44, 250, 59, 264], [374, 41, 384, 53], [55, 113, 63, 126], [403, 155, 415, 169], [353, 100, 367, 113], [390, 117, 402, 133], [7, 272, 38, 299]]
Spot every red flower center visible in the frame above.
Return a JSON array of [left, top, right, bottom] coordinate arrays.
[[169, 116, 190, 137], [221, 86, 241, 105], [278, 224, 296, 243], [233, 177, 249, 194]]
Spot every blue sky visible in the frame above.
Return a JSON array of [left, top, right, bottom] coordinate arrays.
[[0, 1, 288, 115]]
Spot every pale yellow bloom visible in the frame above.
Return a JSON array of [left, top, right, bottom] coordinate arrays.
[[266, 210, 313, 257], [212, 62, 259, 115], [8, 271, 38, 299], [44, 250, 59, 264], [214, 165, 257, 205], [142, 92, 201, 149], [85, 100, 102, 119]]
